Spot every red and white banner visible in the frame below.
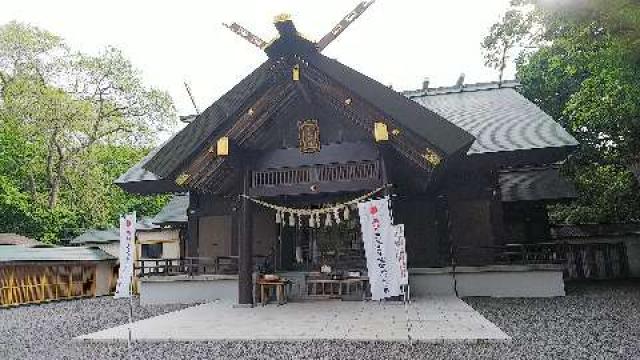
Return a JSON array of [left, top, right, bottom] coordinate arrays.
[[115, 212, 136, 298], [358, 198, 401, 300]]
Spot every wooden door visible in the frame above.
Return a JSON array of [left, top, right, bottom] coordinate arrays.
[[198, 216, 233, 258]]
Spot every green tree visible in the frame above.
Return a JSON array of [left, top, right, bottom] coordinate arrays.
[[0, 21, 176, 242], [484, 0, 640, 223]]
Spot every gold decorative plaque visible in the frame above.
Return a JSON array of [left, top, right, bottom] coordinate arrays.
[[298, 119, 321, 153]]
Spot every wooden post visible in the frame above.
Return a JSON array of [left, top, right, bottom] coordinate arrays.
[[238, 166, 254, 305], [187, 191, 200, 258]]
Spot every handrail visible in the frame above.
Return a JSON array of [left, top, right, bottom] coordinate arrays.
[[134, 255, 267, 277]]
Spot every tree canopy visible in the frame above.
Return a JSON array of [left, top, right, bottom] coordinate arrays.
[[483, 0, 640, 224], [0, 21, 176, 242]]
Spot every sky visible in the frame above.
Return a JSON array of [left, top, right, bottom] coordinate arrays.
[[1, 0, 515, 130]]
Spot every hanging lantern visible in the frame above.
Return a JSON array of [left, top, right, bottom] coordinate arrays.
[[275, 211, 282, 224], [289, 212, 296, 227], [309, 214, 315, 228], [343, 206, 350, 221]]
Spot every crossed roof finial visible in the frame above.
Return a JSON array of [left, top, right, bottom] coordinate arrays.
[[223, 1, 376, 56]]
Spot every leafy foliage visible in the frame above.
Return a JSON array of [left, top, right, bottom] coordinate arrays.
[[0, 22, 175, 242], [484, 0, 640, 224]]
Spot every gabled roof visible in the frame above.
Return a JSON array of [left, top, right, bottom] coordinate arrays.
[[143, 61, 281, 179], [152, 194, 189, 225], [114, 134, 184, 194], [0, 246, 116, 263], [139, 54, 476, 184], [306, 54, 475, 156], [406, 81, 578, 155]]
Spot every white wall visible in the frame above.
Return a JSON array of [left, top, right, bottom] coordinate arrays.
[[139, 275, 238, 305], [409, 266, 566, 298]]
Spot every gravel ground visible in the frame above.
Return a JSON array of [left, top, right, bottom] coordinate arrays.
[[1, 281, 638, 360]]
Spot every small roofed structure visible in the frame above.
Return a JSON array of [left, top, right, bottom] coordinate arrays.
[[0, 233, 44, 247], [71, 213, 186, 265], [0, 246, 116, 307]]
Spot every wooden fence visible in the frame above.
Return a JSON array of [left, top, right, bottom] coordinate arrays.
[[0, 264, 97, 307], [455, 242, 629, 280]]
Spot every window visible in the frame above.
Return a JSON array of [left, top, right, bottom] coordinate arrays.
[[141, 243, 163, 259]]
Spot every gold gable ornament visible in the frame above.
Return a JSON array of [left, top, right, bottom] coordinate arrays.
[[374, 122, 389, 142], [292, 64, 300, 81], [175, 173, 190, 186], [424, 149, 442, 167], [298, 119, 321, 153], [216, 136, 229, 156]]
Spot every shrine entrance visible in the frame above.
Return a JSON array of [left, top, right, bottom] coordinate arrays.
[[275, 206, 365, 273], [245, 186, 392, 301]]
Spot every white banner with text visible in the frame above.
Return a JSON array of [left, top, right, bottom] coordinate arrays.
[[358, 198, 401, 300], [114, 212, 136, 298]]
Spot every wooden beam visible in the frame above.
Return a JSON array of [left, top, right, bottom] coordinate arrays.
[[238, 166, 254, 305]]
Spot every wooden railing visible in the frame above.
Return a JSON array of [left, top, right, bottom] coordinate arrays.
[[453, 242, 628, 280], [135, 257, 238, 277], [251, 161, 380, 189]]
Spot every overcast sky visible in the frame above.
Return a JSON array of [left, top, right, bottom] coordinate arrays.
[[2, 0, 514, 123]]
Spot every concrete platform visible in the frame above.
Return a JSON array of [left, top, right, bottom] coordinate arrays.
[[76, 297, 510, 343]]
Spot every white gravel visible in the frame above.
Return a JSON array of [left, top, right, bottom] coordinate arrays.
[[1, 281, 638, 360]]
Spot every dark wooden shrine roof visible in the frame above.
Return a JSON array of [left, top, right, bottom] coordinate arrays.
[[498, 166, 577, 202], [113, 134, 184, 194], [140, 54, 476, 180], [142, 60, 282, 179], [405, 81, 578, 155], [306, 54, 475, 156], [119, 80, 579, 193]]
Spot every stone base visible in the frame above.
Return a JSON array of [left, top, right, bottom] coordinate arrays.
[[409, 265, 565, 298], [139, 275, 238, 305]]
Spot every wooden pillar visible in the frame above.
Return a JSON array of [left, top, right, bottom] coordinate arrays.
[[238, 167, 254, 305], [489, 170, 506, 246], [436, 194, 452, 267], [187, 191, 200, 258]]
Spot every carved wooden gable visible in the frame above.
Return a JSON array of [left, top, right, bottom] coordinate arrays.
[[298, 119, 321, 153]]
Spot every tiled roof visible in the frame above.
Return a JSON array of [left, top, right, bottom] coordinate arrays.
[[406, 81, 578, 155], [0, 233, 43, 247], [70, 229, 119, 245], [0, 246, 116, 262], [499, 166, 577, 202], [70, 218, 159, 245], [152, 194, 189, 225]]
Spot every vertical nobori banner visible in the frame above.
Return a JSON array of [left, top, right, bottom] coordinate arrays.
[[392, 224, 408, 286], [115, 212, 136, 298], [358, 197, 401, 300]]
